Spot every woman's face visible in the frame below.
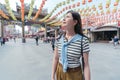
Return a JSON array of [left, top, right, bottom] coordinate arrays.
[[62, 13, 76, 30]]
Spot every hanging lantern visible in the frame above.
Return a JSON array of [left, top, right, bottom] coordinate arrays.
[[114, 0, 119, 6], [82, 0, 85, 5], [68, 5, 71, 9], [42, 0, 45, 5], [106, 9, 110, 14], [62, 8, 65, 11], [76, 2, 80, 6], [106, 0, 111, 8], [106, 4, 110, 8], [95, 11, 99, 16], [114, 2, 118, 6], [72, 4, 76, 8], [112, 7, 117, 13], [65, 6, 68, 10], [98, 3, 103, 10], [20, 0, 24, 3], [88, 0, 92, 2], [92, 5, 95, 10], [101, 10, 104, 15], [58, 2, 62, 6], [66, 0, 70, 4], [62, 1, 66, 5]]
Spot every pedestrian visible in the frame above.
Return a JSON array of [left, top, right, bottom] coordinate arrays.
[[0, 37, 3, 46], [113, 35, 119, 48], [51, 37, 55, 51], [35, 35, 39, 45], [13, 36, 16, 42], [2, 37, 6, 44], [51, 10, 91, 80]]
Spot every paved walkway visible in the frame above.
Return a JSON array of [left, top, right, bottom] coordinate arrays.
[[0, 38, 120, 80]]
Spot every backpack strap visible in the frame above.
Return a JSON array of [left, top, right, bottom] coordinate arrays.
[[81, 36, 85, 80]]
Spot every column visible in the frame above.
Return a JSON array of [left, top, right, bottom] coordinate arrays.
[[117, 28, 120, 38], [44, 23, 47, 39], [22, 21, 26, 43], [55, 29, 58, 40], [0, 18, 4, 37], [0, 19, 1, 37]]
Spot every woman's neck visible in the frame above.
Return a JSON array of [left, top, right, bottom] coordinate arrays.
[[65, 31, 76, 40]]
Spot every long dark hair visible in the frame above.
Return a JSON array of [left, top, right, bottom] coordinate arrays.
[[67, 10, 84, 36]]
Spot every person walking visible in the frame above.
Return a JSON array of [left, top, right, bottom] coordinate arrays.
[[113, 35, 119, 48], [51, 37, 55, 51], [51, 10, 91, 80], [35, 35, 39, 46], [0, 37, 3, 46], [13, 36, 16, 42]]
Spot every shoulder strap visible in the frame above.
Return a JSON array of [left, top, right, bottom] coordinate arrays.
[[81, 36, 85, 80], [81, 36, 84, 70]]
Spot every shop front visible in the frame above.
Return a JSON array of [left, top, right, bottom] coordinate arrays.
[[90, 26, 119, 42]]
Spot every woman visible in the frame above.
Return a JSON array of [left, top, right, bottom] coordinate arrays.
[[51, 10, 90, 80]]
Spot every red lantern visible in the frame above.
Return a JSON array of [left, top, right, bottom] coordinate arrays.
[[88, 0, 92, 2], [114, 2, 118, 6], [20, 0, 24, 3], [72, 4, 75, 8]]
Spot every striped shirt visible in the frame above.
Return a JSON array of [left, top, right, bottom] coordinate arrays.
[[55, 36, 90, 68]]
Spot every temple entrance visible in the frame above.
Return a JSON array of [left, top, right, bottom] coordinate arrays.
[[94, 31, 117, 41], [91, 26, 118, 42]]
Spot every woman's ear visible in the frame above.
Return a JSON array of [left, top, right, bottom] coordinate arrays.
[[74, 20, 78, 25]]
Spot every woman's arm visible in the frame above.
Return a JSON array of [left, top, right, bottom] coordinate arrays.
[[83, 53, 91, 80], [51, 47, 59, 80]]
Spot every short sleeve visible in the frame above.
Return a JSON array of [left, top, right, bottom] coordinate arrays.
[[82, 37, 90, 53]]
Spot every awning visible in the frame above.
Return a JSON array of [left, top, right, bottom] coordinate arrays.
[[91, 27, 118, 32]]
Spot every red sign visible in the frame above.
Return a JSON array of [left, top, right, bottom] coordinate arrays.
[[118, 21, 120, 27]]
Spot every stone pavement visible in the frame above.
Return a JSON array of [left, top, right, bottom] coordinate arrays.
[[0, 38, 120, 80]]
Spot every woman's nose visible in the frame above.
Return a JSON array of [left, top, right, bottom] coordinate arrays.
[[63, 18, 65, 21]]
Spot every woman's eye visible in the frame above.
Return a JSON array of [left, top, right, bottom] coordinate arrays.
[[65, 16, 69, 18]]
